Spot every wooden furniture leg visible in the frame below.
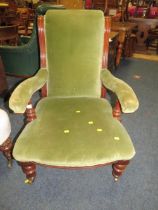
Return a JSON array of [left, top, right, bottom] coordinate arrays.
[[124, 33, 130, 57], [0, 138, 13, 167], [116, 42, 123, 66], [19, 102, 37, 184], [116, 31, 126, 66], [0, 56, 8, 96], [113, 100, 121, 121], [25, 102, 37, 123], [112, 160, 130, 181], [20, 162, 36, 184]]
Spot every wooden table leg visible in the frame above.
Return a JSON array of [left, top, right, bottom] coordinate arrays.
[[0, 56, 8, 95], [116, 31, 125, 66], [116, 42, 123, 66]]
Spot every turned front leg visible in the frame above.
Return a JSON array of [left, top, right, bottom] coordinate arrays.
[[112, 160, 130, 181], [0, 138, 13, 167], [20, 162, 36, 184], [25, 102, 37, 123]]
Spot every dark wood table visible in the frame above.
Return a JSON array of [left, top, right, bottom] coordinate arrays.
[[108, 31, 119, 71], [129, 17, 158, 52], [111, 21, 137, 65]]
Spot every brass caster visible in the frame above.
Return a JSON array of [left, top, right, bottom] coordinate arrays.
[[114, 177, 119, 182], [24, 178, 34, 185], [7, 159, 12, 168]]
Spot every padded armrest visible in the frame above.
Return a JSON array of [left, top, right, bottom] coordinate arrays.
[[9, 69, 48, 113], [101, 69, 139, 113]]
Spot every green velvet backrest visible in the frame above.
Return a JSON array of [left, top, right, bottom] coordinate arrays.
[[45, 10, 104, 97]]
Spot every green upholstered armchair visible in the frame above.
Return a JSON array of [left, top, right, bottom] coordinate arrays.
[[9, 10, 139, 184], [0, 4, 65, 77]]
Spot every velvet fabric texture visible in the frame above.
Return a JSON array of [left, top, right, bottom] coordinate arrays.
[[9, 10, 139, 167], [45, 10, 104, 97], [101, 69, 139, 113], [9, 69, 48, 113], [13, 97, 135, 166]]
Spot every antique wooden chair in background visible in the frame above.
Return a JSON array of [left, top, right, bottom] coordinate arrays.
[[91, 0, 126, 20], [16, 7, 31, 36], [9, 10, 139, 184], [146, 25, 158, 54], [0, 24, 18, 45], [0, 4, 65, 77], [57, 0, 83, 9], [89, 0, 137, 65]]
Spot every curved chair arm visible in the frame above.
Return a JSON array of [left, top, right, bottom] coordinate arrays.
[[101, 69, 139, 113], [9, 69, 48, 113]]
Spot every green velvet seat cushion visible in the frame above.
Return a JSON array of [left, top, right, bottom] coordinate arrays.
[[13, 97, 135, 167]]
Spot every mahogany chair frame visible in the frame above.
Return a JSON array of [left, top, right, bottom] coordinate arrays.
[[17, 15, 130, 184], [0, 137, 13, 168]]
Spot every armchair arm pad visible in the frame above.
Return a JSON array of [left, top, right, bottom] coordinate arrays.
[[9, 68, 48, 113], [101, 69, 139, 113]]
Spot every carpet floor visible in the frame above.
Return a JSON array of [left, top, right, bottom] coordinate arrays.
[[0, 58, 158, 210]]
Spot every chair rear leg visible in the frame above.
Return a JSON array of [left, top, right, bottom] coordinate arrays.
[[113, 100, 121, 121], [0, 138, 13, 167], [20, 162, 36, 184], [112, 160, 130, 181]]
